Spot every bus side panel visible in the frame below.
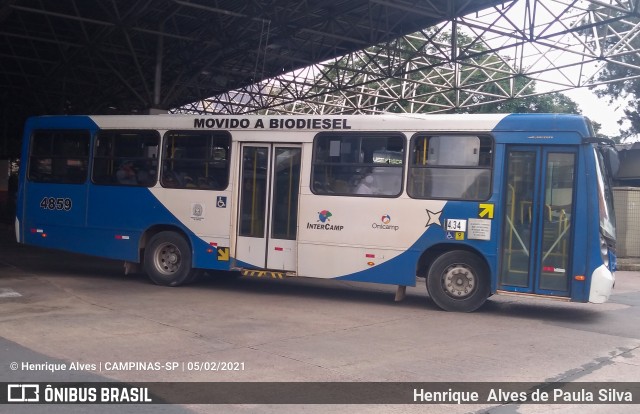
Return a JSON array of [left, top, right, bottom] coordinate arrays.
[[578, 145, 609, 303], [297, 192, 447, 285], [85, 186, 165, 262], [16, 116, 98, 245], [487, 143, 505, 294], [148, 187, 234, 270], [302, 244, 417, 286], [407, 199, 501, 283], [313, 196, 501, 287], [78, 185, 232, 270], [566, 145, 590, 302], [21, 182, 89, 253], [20, 182, 232, 271]]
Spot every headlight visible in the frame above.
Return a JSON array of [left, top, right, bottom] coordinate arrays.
[[600, 235, 610, 269]]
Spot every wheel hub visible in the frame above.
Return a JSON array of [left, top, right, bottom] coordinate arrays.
[[156, 243, 181, 275], [167, 253, 178, 264], [443, 265, 475, 298]]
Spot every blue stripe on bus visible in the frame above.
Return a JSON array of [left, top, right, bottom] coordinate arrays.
[[336, 200, 501, 287], [23, 185, 230, 271], [25, 115, 100, 130]]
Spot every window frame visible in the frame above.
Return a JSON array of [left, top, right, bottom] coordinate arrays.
[[91, 129, 161, 187], [27, 129, 91, 185], [160, 130, 232, 191], [407, 132, 494, 201], [310, 131, 406, 198]]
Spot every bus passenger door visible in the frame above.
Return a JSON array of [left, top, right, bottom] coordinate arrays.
[[499, 146, 577, 297], [235, 144, 301, 271]]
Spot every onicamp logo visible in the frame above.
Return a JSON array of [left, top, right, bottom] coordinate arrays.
[[372, 214, 399, 231], [7, 384, 40, 402]]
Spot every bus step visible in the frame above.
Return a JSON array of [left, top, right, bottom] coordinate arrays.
[[240, 269, 296, 279]]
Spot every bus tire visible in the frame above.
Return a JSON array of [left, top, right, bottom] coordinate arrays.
[[426, 250, 489, 312], [184, 269, 204, 284], [144, 231, 194, 287]]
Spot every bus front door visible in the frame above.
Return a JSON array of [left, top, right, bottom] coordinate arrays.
[[499, 146, 577, 297], [235, 144, 301, 272]]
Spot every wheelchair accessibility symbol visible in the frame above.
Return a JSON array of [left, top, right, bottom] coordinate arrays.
[[216, 196, 227, 208]]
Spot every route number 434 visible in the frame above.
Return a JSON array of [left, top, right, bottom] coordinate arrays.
[[446, 219, 467, 232], [40, 197, 73, 211]]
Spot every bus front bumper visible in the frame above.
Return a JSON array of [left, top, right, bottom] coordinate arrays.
[[589, 264, 615, 304]]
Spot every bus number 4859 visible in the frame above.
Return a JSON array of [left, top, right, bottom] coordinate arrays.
[[39, 197, 72, 211]]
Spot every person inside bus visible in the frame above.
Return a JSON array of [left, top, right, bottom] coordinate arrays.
[[355, 167, 402, 195], [116, 160, 137, 185], [135, 160, 157, 186], [161, 168, 180, 188], [355, 174, 375, 194]]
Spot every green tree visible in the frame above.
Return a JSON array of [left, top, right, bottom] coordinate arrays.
[[290, 30, 581, 116], [585, 8, 640, 142]]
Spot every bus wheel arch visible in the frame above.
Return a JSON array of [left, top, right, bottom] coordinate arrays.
[[419, 246, 490, 312], [142, 227, 196, 287]]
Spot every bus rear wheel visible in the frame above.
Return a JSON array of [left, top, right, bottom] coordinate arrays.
[[426, 250, 489, 312], [144, 231, 194, 286]]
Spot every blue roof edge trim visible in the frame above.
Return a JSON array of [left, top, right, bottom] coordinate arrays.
[[495, 113, 590, 135]]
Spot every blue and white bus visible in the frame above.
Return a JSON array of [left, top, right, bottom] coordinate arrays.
[[15, 113, 618, 312]]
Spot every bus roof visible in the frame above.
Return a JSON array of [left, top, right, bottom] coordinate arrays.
[[25, 113, 592, 138]]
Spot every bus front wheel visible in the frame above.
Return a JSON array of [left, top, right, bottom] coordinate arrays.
[[426, 251, 489, 312], [144, 231, 194, 287]]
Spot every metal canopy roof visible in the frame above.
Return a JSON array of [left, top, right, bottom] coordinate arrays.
[[179, 1, 640, 121], [0, 0, 504, 155]]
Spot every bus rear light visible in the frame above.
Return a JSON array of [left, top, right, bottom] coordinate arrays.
[[543, 266, 565, 273], [575, 275, 586, 281], [206, 248, 214, 253]]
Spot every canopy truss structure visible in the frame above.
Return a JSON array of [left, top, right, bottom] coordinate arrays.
[[174, 0, 640, 116], [0, 0, 503, 156]]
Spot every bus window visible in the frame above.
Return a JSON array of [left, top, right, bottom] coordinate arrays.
[[92, 130, 160, 187], [161, 131, 231, 190], [311, 133, 404, 196], [408, 135, 492, 200], [28, 130, 90, 184]]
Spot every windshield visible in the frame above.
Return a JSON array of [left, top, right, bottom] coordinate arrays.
[[594, 147, 616, 241]]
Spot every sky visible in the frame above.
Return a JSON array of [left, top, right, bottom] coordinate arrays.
[[503, 1, 638, 142], [462, 0, 639, 142], [562, 88, 628, 138]]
